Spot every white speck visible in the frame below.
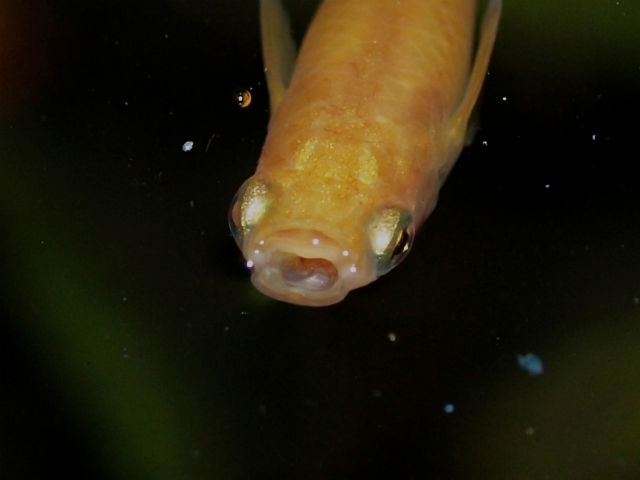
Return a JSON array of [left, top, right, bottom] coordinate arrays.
[[633, 296, 639, 305], [544, 184, 550, 189], [253, 249, 260, 255], [524, 426, 536, 436], [349, 265, 357, 273], [591, 134, 597, 141], [121, 296, 127, 302], [246, 259, 254, 269], [482, 140, 488, 147], [342, 250, 350, 257], [258, 240, 265, 245], [124, 100, 129, 106], [312, 238, 320, 246], [189, 200, 195, 208], [444, 403, 455, 414], [163, 33, 169, 39], [387, 332, 397, 342], [182, 141, 194, 152], [501, 96, 507, 102], [518, 353, 544, 375]]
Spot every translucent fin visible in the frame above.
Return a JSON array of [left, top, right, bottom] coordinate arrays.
[[260, 0, 297, 115], [449, 0, 502, 142]]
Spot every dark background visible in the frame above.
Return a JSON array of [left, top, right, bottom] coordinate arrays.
[[1, 0, 639, 478]]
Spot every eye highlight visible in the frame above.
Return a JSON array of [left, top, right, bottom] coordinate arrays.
[[229, 177, 272, 247], [367, 207, 414, 275]]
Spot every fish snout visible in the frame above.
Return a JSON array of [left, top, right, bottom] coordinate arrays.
[[244, 229, 364, 306]]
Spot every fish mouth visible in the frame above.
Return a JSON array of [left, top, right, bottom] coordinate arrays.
[[244, 229, 364, 306]]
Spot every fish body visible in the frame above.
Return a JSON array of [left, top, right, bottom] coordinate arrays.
[[230, 0, 502, 306]]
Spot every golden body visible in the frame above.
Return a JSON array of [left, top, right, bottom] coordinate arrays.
[[230, 0, 501, 306]]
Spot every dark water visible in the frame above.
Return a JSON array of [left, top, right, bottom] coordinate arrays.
[[2, 1, 639, 478]]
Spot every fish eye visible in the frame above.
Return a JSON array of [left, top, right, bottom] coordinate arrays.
[[367, 207, 414, 275], [228, 177, 271, 247]]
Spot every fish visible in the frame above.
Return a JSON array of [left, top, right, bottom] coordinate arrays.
[[229, 0, 502, 306]]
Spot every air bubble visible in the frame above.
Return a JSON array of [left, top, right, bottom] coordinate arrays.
[[233, 88, 252, 108]]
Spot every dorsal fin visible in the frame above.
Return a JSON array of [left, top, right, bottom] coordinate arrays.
[[260, 0, 297, 115]]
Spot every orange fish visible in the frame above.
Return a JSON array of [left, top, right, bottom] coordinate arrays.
[[230, 0, 502, 306]]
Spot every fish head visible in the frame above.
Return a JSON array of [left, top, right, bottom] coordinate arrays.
[[229, 175, 414, 306]]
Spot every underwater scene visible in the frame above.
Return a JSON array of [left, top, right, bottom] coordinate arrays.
[[1, 0, 639, 478]]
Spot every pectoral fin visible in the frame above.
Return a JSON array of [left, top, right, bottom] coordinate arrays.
[[449, 0, 502, 143], [260, 0, 297, 115]]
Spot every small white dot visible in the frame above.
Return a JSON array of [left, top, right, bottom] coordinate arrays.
[[591, 134, 597, 141], [258, 240, 265, 245], [342, 250, 350, 257], [387, 332, 397, 342], [349, 265, 357, 273], [501, 96, 507, 101], [444, 403, 455, 414], [312, 238, 320, 245], [246, 259, 254, 268], [182, 141, 194, 152], [253, 249, 260, 255]]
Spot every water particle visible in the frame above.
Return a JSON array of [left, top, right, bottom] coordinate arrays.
[[501, 96, 507, 102], [387, 332, 397, 342], [444, 403, 455, 414], [544, 184, 550, 189], [591, 134, 597, 141], [524, 426, 536, 436], [518, 352, 544, 375], [182, 141, 194, 152], [121, 296, 127, 302], [246, 259, 255, 269], [632, 296, 639, 305], [482, 140, 488, 147]]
